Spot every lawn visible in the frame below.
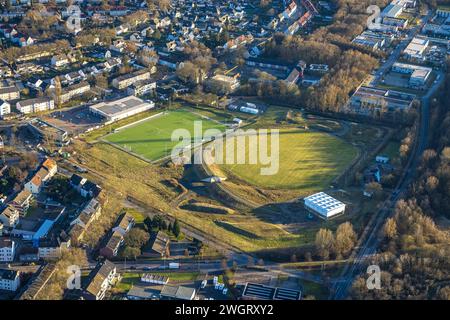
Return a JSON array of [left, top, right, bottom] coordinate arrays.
[[104, 109, 227, 161], [380, 141, 400, 161], [216, 129, 358, 190]]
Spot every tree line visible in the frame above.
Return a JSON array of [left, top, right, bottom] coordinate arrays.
[[351, 57, 450, 300]]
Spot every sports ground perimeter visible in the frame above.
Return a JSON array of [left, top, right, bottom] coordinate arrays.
[[103, 109, 227, 162]]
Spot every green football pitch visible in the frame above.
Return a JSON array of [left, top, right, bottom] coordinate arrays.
[[105, 109, 227, 161]]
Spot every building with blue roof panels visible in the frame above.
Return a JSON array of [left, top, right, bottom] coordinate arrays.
[[381, 4, 403, 18], [32, 220, 55, 247]]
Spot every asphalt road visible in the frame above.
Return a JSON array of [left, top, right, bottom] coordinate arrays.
[[370, 11, 433, 87], [330, 70, 446, 300]]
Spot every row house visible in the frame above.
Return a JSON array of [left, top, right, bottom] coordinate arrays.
[[127, 79, 157, 96], [69, 198, 102, 243], [63, 70, 87, 85], [69, 174, 102, 198], [10, 189, 33, 216], [0, 206, 20, 229], [58, 81, 91, 104], [0, 86, 20, 101], [0, 238, 17, 262], [24, 158, 57, 195], [15, 62, 44, 75], [83, 260, 118, 300], [38, 238, 71, 260], [112, 70, 152, 90], [99, 212, 135, 259], [16, 97, 55, 114]]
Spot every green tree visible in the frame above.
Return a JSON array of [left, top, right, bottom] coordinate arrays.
[[122, 246, 141, 260], [172, 219, 180, 237], [124, 228, 150, 248]]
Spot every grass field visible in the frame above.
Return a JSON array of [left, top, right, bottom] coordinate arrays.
[[105, 109, 227, 161], [216, 129, 358, 190]]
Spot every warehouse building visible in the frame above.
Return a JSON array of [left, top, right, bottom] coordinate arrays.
[[89, 96, 155, 123], [304, 192, 346, 219], [381, 4, 403, 18], [348, 86, 416, 115], [392, 62, 432, 87], [404, 37, 429, 60], [242, 283, 301, 300]]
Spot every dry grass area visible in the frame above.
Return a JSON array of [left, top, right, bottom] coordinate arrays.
[[35, 248, 87, 300], [71, 139, 312, 252], [73, 140, 182, 212], [70, 104, 385, 253]]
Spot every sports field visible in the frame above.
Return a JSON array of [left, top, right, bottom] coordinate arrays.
[[105, 109, 227, 161], [217, 129, 358, 190]]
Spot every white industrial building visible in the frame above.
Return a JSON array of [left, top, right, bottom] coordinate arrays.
[[89, 96, 155, 123], [392, 62, 432, 87], [304, 192, 346, 219], [403, 37, 429, 60]]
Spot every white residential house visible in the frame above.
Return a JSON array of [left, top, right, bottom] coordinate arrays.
[[0, 238, 17, 262], [112, 213, 135, 236], [0, 269, 20, 291], [16, 97, 55, 114], [0, 206, 20, 229], [83, 260, 118, 300], [0, 86, 20, 101], [0, 100, 11, 118], [51, 54, 70, 68], [24, 172, 44, 194]]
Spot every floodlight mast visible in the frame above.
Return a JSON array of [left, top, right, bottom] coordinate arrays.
[[0, 135, 4, 164]]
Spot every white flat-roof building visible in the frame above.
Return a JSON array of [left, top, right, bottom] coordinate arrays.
[[404, 37, 429, 60], [89, 96, 155, 123], [304, 192, 346, 219], [381, 4, 403, 18], [392, 62, 432, 87]]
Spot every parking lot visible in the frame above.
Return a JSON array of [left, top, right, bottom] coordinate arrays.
[[42, 105, 104, 135]]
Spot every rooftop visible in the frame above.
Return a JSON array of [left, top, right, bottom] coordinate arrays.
[[90, 96, 153, 118]]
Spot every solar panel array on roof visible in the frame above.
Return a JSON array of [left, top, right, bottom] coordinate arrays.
[[306, 192, 344, 210], [123, 98, 141, 108], [89, 95, 155, 122], [242, 283, 301, 300], [243, 283, 275, 300], [274, 288, 301, 300], [98, 104, 123, 115], [304, 192, 346, 218]]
